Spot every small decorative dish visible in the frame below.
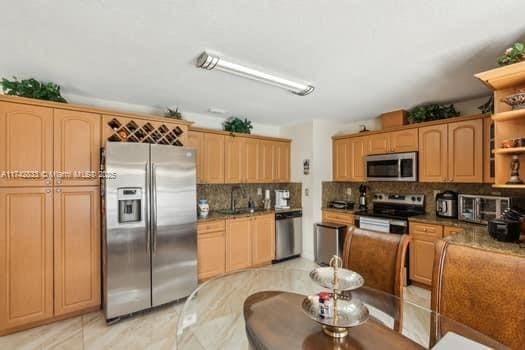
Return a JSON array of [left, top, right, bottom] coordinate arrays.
[[309, 267, 364, 291], [501, 90, 525, 110], [301, 292, 369, 338], [501, 139, 517, 148]]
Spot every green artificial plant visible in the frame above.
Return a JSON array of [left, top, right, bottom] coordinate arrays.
[[497, 42, 525, 66], [223, 117, 253, 134], [478, 96, 494, 115], [407, 104, 460, 124], [164, 107, 183, 119], [1, 77, 67, 103]]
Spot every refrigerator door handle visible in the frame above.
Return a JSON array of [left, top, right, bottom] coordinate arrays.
[[152, 163, 158, 254], [145, 163, 151, 254]]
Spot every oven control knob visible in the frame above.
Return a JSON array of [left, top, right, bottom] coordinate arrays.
[[417, 196, 422, 201], [411, 196, 416, 201]]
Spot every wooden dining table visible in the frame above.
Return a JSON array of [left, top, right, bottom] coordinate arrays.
[[176, 267, 506, 350]]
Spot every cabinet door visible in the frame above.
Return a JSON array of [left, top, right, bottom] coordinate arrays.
[[0, 188, 53, 332], [226, 217, 252, 272], [390, 129, 418, 152], [367, 133, 390, 155], [186, 131, 205, 184], [409, 236, 436, 286], [197, 231, 225, 280], [0, 102, 53, 187], [349, 136, 367, 181], [274, 141, 290, 183], [251, 215, 275, 265], [333, 139, 350, 181], [448, 119, 483, 183], [54, 187, 100, 316], [203, 133, 225, 184], [224, 136, 245, 184], [244, 138, 259, 183], [419, 124, 448, 182], [258, 141, 274, 183], [54, 109, 101, 186]]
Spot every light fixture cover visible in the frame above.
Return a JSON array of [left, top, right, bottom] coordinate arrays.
[[196, 51, 314, 96]]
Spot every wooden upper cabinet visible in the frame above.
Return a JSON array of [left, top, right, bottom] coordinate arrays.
[[225, 136, 245, 184], [226, 217, 252, 272], [273, 141, 290, 183], [53, 186, 100, 316], [251, 214, 275, 265], [53, 109, 101, 186], [0, 188, 53, 333], [448, 119, 483, 183], [244, 138, 259, 183], [203, 133, 225, 184], [367, 133, 390, 155], [419, 124, 448, 182], [186, 131, 205, 184], [258, 141, 274, 183], [349, 136, 367, 181], [390, 128, 418, 152], [0, 102, 53, 187], [333, 138, 350, 181]]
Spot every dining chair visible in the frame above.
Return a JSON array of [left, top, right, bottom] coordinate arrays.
[[431, 239, 525, 349], [341, 227, 410, 331]]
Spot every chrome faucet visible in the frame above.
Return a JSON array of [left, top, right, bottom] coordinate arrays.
[[230, 186, 243, 212]]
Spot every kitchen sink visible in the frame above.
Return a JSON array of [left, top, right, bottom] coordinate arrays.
[[217, 208, 259, 215]]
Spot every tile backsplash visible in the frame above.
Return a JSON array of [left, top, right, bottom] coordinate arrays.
[[322, 181, 525, 213], [198, 183, 302, 211]]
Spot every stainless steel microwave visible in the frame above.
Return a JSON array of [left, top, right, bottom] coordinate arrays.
[[365, 152, 417, 181]]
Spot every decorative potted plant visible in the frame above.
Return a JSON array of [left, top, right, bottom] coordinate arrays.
[[497, 42, 525, 66], [164, 107, 183, 119], [223, 117, 253, 134], [0, 77, 67, 102], [407, 104, 460, 124]]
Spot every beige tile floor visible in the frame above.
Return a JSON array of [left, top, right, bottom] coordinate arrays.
[[0, 258, 430, 350]]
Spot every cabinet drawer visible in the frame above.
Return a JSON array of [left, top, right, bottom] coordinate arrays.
[[322, 211, 354, 225], [409, 222, 443, 238], [197, 220, 226, 234], [443, 226, 465, 237]]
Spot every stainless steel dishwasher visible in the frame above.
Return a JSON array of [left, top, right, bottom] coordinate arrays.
[[274, 209, 302, 261]]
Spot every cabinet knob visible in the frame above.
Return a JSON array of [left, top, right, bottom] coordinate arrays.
[[45, 189, 51, 193], [56, 179, 62, 184], [56, 189, 62, 193], [45, 180, 51, 185], [423, 228, 428, 232]]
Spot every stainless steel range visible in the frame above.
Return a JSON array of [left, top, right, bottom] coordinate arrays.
[[355, 193, 425, 234]]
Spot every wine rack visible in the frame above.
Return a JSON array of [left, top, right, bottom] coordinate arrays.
[[103, 115, 187, 146]]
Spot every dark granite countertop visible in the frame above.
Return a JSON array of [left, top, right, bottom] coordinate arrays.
[[197, 207, 302, 223], [409, 214, 525, 257], [321, 207, 357, 214]]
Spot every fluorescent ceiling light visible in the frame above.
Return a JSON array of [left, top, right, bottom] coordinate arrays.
[[196, 51, 314, 96]]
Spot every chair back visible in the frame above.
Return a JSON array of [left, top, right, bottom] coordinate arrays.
[[432, 240, 525, 349], [342, 228, 409, 297]]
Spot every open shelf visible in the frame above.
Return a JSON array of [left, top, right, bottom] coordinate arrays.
[[475, 61, 525, 90], [492, 109, 525, 122], [494, 147, 525, 155], [492, 184, 525, 189]]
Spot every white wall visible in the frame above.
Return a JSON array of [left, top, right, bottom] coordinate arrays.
[[63, 92, 281, 136]]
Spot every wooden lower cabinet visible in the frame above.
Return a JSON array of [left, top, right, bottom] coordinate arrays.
[[53, 187, 100, 316], [226, 217, 253, 272], [197, 221, 226, 281], [0, 187, 54, 333], [409, 222, 465, 287], [0, 186, 100, 335], [251, 214, 275, 265]]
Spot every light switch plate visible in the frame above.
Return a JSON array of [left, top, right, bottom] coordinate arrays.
[[305, 188, 309, 197], [257, 188, 262, 196], [346, 188, 352, 197]]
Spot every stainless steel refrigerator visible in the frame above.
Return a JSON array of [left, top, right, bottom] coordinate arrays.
[[103, 142, 197, 321]]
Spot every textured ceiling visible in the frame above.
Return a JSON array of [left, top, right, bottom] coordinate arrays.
[[1, 0, 524, 125]]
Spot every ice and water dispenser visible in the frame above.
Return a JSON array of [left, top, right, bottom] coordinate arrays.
[[118, 188, 142, 223]]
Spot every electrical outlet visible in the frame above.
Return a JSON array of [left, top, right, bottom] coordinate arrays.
[[433, 190, 440, 200], [305, 188, 309, 197], [346, 188, 352, 197], [257, 188, 262, 196]]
